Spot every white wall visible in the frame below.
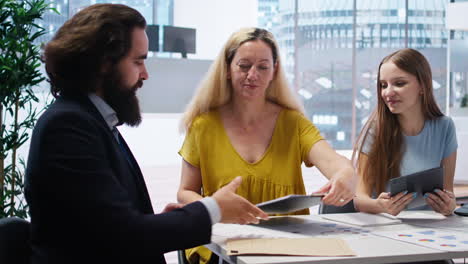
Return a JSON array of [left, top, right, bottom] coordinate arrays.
[[137, 57, 212, 113], [173, 0, 258, 60], [119, 113, 184, 168]]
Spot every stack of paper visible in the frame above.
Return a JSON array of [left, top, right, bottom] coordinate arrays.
[[320, 212, 402, 227], [226, 237, 356, 256]]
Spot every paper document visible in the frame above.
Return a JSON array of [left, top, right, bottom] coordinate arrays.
[[256, 194, 324, 214], [226, 237, 356, 256], [321, 212, 402, 227], [212, 218, 372, 241], [401, 216, 467, 232], [396, 211, 446, 220], [374, 228, 468, 252]]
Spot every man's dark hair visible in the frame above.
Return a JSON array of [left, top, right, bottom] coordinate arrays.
[[44, 4, 146, 97]]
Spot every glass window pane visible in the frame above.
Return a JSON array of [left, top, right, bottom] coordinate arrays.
[[272, 0, 448, 149]]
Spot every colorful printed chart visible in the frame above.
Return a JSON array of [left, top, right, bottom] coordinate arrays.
[[374, 229, 468, 251]]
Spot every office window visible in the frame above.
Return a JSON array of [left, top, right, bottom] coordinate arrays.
[[271, 0, 447, 149], [40, 0, 450, 149]]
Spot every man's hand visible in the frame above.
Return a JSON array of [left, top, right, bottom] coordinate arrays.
[[212, 176, 269, 224]]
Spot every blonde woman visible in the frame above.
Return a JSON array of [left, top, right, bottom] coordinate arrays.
[[177, 28, 355, 264]]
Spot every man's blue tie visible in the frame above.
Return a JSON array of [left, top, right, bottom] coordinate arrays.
[[112, 127, 135, 169]]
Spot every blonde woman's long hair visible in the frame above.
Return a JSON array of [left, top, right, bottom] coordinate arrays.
[[181, 27, 304, 131]]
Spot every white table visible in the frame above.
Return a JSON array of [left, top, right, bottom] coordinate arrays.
[[206, 213, 468, 264]]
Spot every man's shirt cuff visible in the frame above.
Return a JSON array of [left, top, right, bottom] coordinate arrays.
[[200, 197, 221, 224]]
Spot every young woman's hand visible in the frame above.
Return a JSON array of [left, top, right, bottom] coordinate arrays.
[[425, 189, 456, 216], [376, 191, 415, 216]]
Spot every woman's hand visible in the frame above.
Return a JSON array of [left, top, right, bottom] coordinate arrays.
[[308, 140, 357, 207], [425, 189, 456, 216], [315, 168, 356, 206], [375, 191, 414, 216]]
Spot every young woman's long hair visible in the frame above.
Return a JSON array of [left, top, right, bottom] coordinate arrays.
[[354, 48, 443, 195], [181, 27, 304, 132]]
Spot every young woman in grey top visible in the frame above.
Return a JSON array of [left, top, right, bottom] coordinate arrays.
[[353, 48, 457, 216]]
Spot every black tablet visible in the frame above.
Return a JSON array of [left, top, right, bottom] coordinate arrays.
[[454, 204, 468, 217], [388, 167, 444, 209], [256, 194, 324, 214]]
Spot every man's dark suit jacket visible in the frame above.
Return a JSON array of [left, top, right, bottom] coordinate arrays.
[[25, 95, 212, 264]]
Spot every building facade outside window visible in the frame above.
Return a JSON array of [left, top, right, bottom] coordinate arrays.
[[269, 0, 448, 149], [37, 0, 464, 149]]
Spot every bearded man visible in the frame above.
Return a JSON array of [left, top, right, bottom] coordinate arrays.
[[25, 4, 267, 264]]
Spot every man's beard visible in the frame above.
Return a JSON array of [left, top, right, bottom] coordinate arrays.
[[102, 71, 143, 127]]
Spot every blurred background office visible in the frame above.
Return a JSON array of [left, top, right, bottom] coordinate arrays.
[[23, 1, 468, 262]]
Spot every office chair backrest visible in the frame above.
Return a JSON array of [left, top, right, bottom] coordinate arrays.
[[318, 200, 356, 214], [0, 217, 31, 264]]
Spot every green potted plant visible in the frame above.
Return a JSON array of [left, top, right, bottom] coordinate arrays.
[[0, 0, 51, 218], [461, 94, 468, 108]]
